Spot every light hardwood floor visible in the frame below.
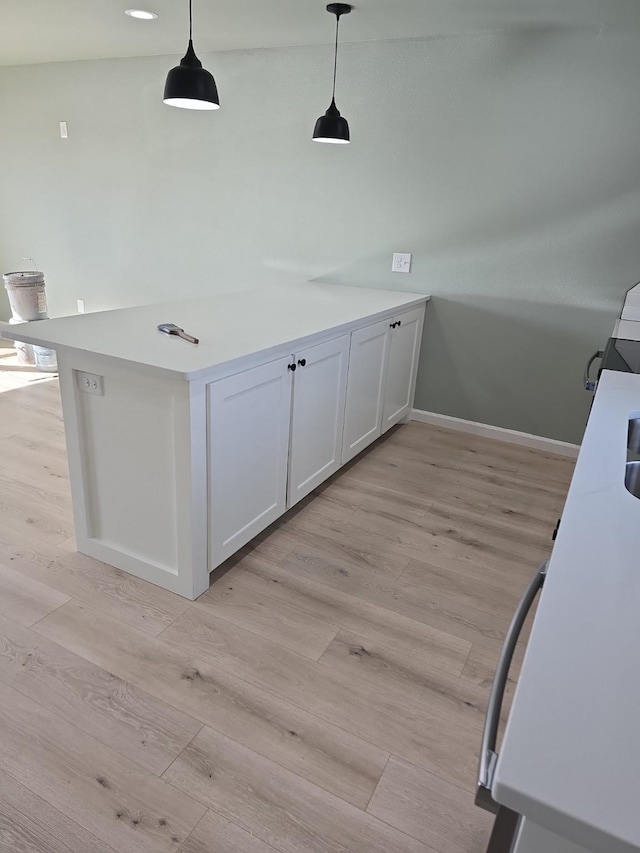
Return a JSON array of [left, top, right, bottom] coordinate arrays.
[[0, 343, 575, 853]]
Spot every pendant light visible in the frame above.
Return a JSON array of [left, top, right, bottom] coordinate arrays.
[[313, 3, 352, 144], [163, 0, 219, 110]]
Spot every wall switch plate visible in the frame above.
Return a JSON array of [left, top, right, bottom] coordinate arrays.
[[77, 298, 85, 313], [76, 371, 103, 395], [59, 121, 68, 139], [392, 252, 412, 273]]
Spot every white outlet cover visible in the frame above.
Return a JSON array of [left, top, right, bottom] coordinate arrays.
[[76, 370, 103, 395], [392, 252, 412, 273]]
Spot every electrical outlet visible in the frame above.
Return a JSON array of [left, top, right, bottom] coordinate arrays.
[[77, 371, 103, 395], [59, 121, 68, 138], [77, 298, 85, 313], [392, 252, 412, 273]]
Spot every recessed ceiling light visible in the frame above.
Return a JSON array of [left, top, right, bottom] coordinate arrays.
[[125, 9, 158, 20]]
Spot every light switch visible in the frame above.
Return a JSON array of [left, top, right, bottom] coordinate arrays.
[[392, 252, 412, 273], [59, 121, 68, 138]]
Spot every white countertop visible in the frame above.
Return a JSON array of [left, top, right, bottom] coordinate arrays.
[[494, 368, 640, 853], [0, 283, 428, 380]]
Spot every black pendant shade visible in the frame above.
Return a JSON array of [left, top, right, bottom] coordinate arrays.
[[313, 98, 349, 143], [163, 0, 219, 110], [313, 3, 352, 144]]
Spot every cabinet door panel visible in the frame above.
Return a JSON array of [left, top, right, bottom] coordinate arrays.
[[208, 357, 292, 569], [342, 319, 391, 464], [288, 336, 349, 507], [514, 819, 590, 853], [382, 306, 424, 433]]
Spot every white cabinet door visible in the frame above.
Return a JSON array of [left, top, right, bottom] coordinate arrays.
[[288, 335, 349, 507], [342, 319, 391, 464], [381, 306, 424, 433], [514, 819, 592, 853], [208, 356, 292, 569]]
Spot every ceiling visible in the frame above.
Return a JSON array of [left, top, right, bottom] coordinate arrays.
[[3, 0, 640, 67]]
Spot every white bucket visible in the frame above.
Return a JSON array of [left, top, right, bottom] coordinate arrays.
[[33, 344, 57, 372], [3, 271, 48, 322], [8, 317, 35, 365]]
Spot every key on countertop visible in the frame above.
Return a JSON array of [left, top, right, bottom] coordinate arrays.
[[157, 323, 199, 345]]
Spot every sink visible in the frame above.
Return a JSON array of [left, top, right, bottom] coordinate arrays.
[[626, 419, 640, 495], [625, 461, 640, 499], [628, 418, 640, 454]]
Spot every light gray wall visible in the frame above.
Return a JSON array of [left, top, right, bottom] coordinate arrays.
[[2, 29, 640, 443]]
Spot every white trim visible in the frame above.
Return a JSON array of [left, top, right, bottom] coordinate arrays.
[[410, 409, 580, 458]]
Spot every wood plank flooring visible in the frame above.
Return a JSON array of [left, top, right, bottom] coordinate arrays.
[[0, 343, 575, 853]]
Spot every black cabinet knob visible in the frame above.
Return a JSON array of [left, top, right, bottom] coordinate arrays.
[[397, 320, 402, 327], [288, 363, 297, 371], [390, 322, 395, 329], [298, 358, 307, 367]]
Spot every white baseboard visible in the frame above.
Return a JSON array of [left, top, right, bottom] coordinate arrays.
[[411, 409, 580, 458]]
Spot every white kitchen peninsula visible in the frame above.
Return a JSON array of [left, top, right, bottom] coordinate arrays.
[[1, 283, 428, 599]]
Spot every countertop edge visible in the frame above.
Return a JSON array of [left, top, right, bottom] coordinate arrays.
[[1, 292, 430, 382]]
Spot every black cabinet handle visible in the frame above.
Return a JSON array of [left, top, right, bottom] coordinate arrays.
[[288, 363, 297, 371], [390, 321, 400, 329], [297, 358, 306, 367]]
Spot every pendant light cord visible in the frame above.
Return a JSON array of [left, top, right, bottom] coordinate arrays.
[[331, 15, 340, 101], [189, 0, 193, 42]]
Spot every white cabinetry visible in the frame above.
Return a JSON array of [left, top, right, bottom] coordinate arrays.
[[288, 335, 349, 507], [208, 356, 292, 567], [514, 819, 592, 853], [342, 319, 390, 464], [342, 306, 425, 462], [207, 304, 424, 572], [208, 335, 350, 569], [382, 306, 424, 433]]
